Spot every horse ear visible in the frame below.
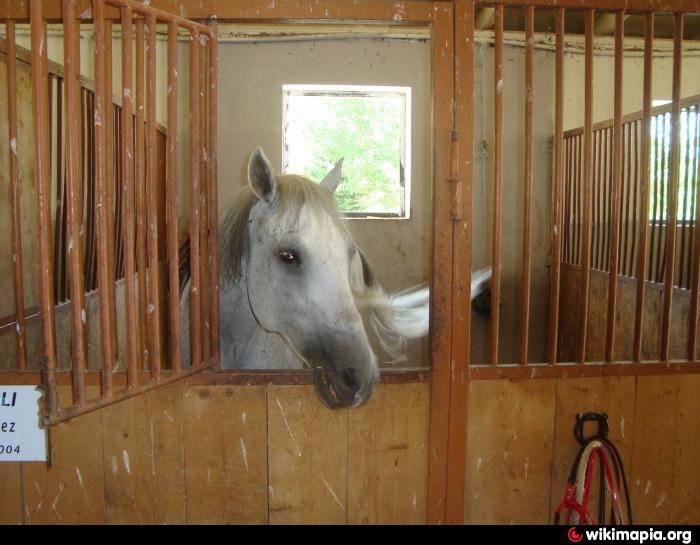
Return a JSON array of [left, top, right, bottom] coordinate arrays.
[[248, 147, 277, 205], [320, 158, 344, 194]]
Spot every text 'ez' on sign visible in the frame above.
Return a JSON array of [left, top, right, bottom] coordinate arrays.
[[0, 386, 47, 462]]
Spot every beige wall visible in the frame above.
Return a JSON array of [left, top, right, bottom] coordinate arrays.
[[208, 35, 433, 368], [559, 36, 700, 130]]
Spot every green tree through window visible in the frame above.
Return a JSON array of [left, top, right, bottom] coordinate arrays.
[[283, 85, 410, 216]]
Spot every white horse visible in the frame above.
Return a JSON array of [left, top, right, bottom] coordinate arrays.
[[181, 147, 491, 408]]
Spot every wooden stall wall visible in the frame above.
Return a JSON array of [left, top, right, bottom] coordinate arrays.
[[3, 373, 697, 525], [0, 382, 429, 524], [464, 373, 700, 525], [557, 265, 698, 362]]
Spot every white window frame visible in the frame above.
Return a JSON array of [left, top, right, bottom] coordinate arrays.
[[282, 84, 412, 219]]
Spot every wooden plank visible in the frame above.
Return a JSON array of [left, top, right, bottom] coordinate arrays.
[[0, 463, 22, 524], [445, 0, 470, 524], [585, 269, 608, 362], [102, 386, 186, 523], [425, 1, 455, 525], [556, 266, 694, 363], [557, 266, 580, 363], [549, 377, 635, 523], [183, 385, 267, 524], [671, 374, 700, 524], [628, 374, 700, 525], [0, 0, 438, 23], [22, 388, 104, 523], [464, 379, 556, 524], [267, 385, 347, 524], [347, 383, 429, 524], [629, 375, 679, 524]]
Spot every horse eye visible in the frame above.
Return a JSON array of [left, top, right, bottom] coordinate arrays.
[[278, 249, 300, 265]]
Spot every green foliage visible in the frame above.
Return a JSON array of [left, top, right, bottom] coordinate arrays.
[[285, 94, 404, 214], [648, 109, 699, 222]]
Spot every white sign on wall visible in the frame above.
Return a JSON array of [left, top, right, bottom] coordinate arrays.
[[0, 386, 47, 462]]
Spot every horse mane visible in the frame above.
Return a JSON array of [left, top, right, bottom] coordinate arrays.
[[218, 173, 427, 361]]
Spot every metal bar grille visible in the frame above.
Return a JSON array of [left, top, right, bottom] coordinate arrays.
[[1, 0, 218, 425], [467, 2, 699, 370]]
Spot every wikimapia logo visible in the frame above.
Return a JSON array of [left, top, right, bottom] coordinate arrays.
[[566, 527, 693, 544], [569, 527, 584, 543]]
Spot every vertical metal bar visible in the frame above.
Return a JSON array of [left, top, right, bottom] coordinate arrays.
[[575, 134, 582, 265], [660, 13, 683, 362], [146, 13, 163, 378], [94, 0, 116, 396], [63, 0, 88, 405], [490, 3, 504, 366], [564, 139, 571, 264], [593, 130, 601, 270], [519, 5, 534, 366], [52, 77, 65, 304], [571, 137, 576, 266], [605, 11, 624, 362], [48, 74, 56, 300], [6, 21, 28, 371], [577, 9, 595, 364], [134, 18, 149, 371], [104, 17, 119, 364], [121, 6, 139, 386], [547, 8, 568, 365], [166, 21, 181, 373], [650, 115, 660, 281], [567, 137, 573, 264], [687, 108, 699, 289], [115, 109, 124, 279], [30, 0, 58, 416], [572, 136, 577, 266], [601, 128, 612, 271], [198, 36, 210, 365], [84, 89, 95, 290], [208, 28, 220, 368], [89, 91, 98, 291], [678, 108, 691, 288], [656, 113, 667, 283], [630, 120, 640, 278], [689, 108, 700, 360], [189, 30, 202, 369], [623, 122, 633, 276]]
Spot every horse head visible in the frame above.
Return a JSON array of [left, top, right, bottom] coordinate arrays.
[[243, 147, 382, 408], [212, 147, 491, 410]]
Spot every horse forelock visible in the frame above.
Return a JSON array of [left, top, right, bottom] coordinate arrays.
[[219, 174, 351, 287]]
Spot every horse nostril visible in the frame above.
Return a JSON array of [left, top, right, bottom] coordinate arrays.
[[342, 368, 359, 393]]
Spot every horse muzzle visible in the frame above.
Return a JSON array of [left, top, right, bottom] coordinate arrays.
[[312, 362, 379, 409]]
